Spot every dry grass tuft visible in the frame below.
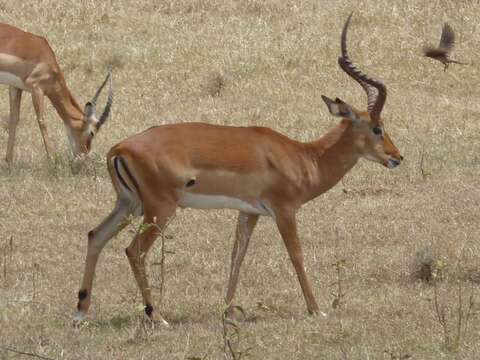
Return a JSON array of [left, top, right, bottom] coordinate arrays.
[[410, 246, 437, 283], [107, 53, 126, 70]]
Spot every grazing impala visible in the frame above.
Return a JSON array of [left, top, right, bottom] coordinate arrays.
[[0, 22, 113, 165], [75, 13, 402, 324]]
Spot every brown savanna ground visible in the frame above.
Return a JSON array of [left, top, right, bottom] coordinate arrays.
[[1, 0, 480, 359]]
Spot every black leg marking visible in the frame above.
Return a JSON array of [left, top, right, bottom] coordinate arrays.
[[77, 289, 88, 310], [145, 303, 153, 317], [78, 289, 88, 301]]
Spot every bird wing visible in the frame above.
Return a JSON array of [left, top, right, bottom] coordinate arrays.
[[423, 46, 446, 58], [438, 23, 455, 52]]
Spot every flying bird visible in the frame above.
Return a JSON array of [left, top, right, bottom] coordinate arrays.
[[423, 23, 466, 71]]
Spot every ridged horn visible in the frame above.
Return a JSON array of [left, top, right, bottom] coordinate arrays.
[[338, 13, 386, 121], [88, 67, 113, 129]]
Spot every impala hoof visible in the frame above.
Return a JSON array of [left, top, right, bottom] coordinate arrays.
[[224, 305, 247, 322], [308, 308, 328, 318], [73, 311, 86, 323], [144, 303, 169, 326], [149, 312, 170, 327]]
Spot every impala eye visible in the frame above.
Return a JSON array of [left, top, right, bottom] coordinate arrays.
[[372, 126, 383, 136], [89, 130, 95, 137]]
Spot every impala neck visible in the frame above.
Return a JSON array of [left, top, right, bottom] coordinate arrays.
[[304, 119, 360, 202], [46, 76, 84, 130]]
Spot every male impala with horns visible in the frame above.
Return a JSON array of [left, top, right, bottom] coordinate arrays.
[[75, 13, 402, 324]]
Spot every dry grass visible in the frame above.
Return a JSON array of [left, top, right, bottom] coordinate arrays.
[[1, 0, 480, 358]]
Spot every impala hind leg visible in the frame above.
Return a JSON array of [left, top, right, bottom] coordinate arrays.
[[75, 196, 140, 321], [125, 201, 176, 325], [276, 209, 319, 315], [5, 87, 23, 165], [225, 212, 259, 316]]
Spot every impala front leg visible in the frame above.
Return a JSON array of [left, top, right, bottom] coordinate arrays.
[[32, 88, 55, 160], [5, 87, 22, 165], [275, 208, 319, 315], [225, 212, 259, 313]]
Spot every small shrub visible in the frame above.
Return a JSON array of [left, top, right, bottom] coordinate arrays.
[[202, 71, 225, 97], [410, 246, 437, 283]]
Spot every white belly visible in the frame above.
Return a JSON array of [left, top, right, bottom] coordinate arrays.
[[178, 192, 270, 216], [0, 71, 28, 91]]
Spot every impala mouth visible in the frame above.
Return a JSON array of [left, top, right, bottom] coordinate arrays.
[[387, 158, 401, 169]]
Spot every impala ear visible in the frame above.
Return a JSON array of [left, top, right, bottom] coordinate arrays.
[[321, 95, 359, 122], [84, 102, 95, 120]]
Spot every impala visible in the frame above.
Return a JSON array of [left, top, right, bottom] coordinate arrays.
[[0, 22, 113, 165], [75, 13, 402, 324]]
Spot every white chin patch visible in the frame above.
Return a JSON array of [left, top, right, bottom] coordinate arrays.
[[387, 159, 399, 168]]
